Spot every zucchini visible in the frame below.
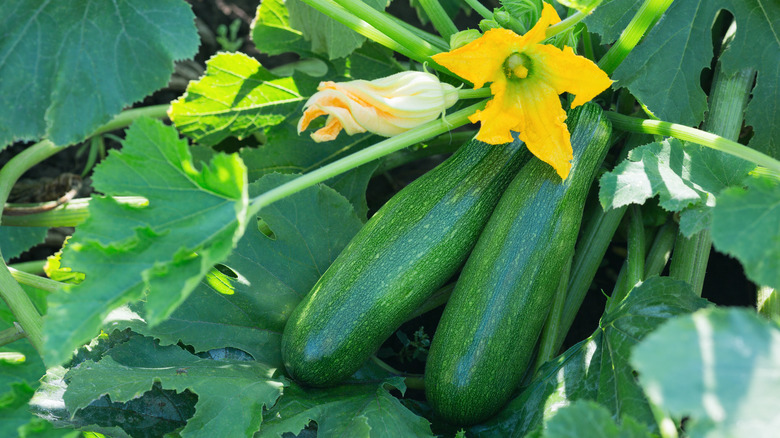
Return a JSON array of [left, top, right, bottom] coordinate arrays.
[[281, 137, 530, 386], [424, 104, 612, 424]]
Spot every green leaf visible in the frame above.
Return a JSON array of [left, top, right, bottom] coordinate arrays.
[[612, 0, 780, 158], [64, 336, 285, 438], [112, 174, 363, 366], [250, 0, 311, 56], [287, 0, 390, 60], [170, 52, 304, 147], [256, 377, 434, 438], [711, 175, 780, 290], [0, 226, 47, 261], [632, 307, 780, 438], [44, 118, 248, 365], [598, 138, 752, 235], [0, 0, 198, 148], [242, 119, 380, 219], [540, 401, 652, 438], [0, 332, 48, 437], [469, 277, 709, 437], [583, 0, 643, 43]]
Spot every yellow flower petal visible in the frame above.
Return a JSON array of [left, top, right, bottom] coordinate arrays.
[[432, 28, 522, 89], [470, 79, 522, 144], [511, 81, 572, 179], [527, 45, 613, 107], [523, 3, 562, 45]]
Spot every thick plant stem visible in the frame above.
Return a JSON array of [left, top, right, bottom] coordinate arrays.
[[248, 102, 486, 216], [8, 260, 46, 275], [644, 219, 677, 278], [0, 140, 62, 353], [555, 205, 627, 351], [668, 65, 756, 295], [606, 205, 645, 313], [418, 0, 458, 42], [324, 0, 439, 59], [534, 255, 572, 373], [604, 112, 780, 174], [598, 0, 673, 75], [3, 196, 147, 228]]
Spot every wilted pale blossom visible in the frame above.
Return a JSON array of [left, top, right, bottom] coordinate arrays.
[[297, 71, 459, 142]]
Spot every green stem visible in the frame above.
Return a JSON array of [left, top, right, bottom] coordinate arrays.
[[555, 205, 626, 351], [534, 254, 572, 372], [607, 205, 645, 312], [3, 196, 147, 228], [418, 0, 458, 42], [644, 219, 677, 278], [297, 0, 432, 64], [0, 324, 25, 347], [458, 88, 492, 99], [8, 260, 46, 275], [374, 131, 475, 174], [369, 356, 425, 390], [463, 0, 493, 20], [667, 65, 755, 295], [90, 104, 170, 137], [0, 140, 63, 353], [582, 29, 595, 62], [597, 0, 673, 75], [324, 0, 439, 59], [9, 268, 61, 293], [604, 112, 780, 174], [757, 286, 779, 321], [248, 102, 486, 216], [384, 13, 449, 50]]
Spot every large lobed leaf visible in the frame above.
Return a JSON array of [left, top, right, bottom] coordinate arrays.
[[44, 118, 248, 365], [632, 307, 780, 437], [539, 401, 651, 438], [256, 378, 434, 438], [470, 277, 709, 437], [0, 0, 198, 148], [598, 138, 753, 236], [611, 0, 780, 158], [111, 174, 363, 367], [64, 336, 285, 438], [711, 175, 780, 290], [0, 226, 48, 261], [251, 0, 311, 56], [169, 52, 304, 147]]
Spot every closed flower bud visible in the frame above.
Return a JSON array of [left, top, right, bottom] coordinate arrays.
[[297, 71, 459, 142]]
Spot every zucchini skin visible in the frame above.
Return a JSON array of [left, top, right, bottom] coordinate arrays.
[[425, 104, 612, 425], [282, 137, 530, 386]]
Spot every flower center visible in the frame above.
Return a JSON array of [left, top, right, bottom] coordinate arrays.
[[504, 53, 532, 80]]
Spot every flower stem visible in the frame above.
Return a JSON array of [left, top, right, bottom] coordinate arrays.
[[604, 112, 780, 174], [324, 0, 440, 60], [546, 11, 588, 38], [8, 260, 46, 275], [643, 219, 677, 278], [458, 88, 492, 99], [463, 0, 493, 20], [248, 102, 486, 216], [0, 324, 25, 347], [418, 0, 459, 42], [597, 0, 673, 75]]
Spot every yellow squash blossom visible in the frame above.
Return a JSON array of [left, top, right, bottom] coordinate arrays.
[[298, 71, 459, 142], [432, 3, 612, 179]]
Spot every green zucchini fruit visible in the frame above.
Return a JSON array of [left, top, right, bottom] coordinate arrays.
[[281, 136, 530, 386], [425, 104, 612, 425]]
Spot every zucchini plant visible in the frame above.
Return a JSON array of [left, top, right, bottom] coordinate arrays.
[[0, 0, 778, 437]]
